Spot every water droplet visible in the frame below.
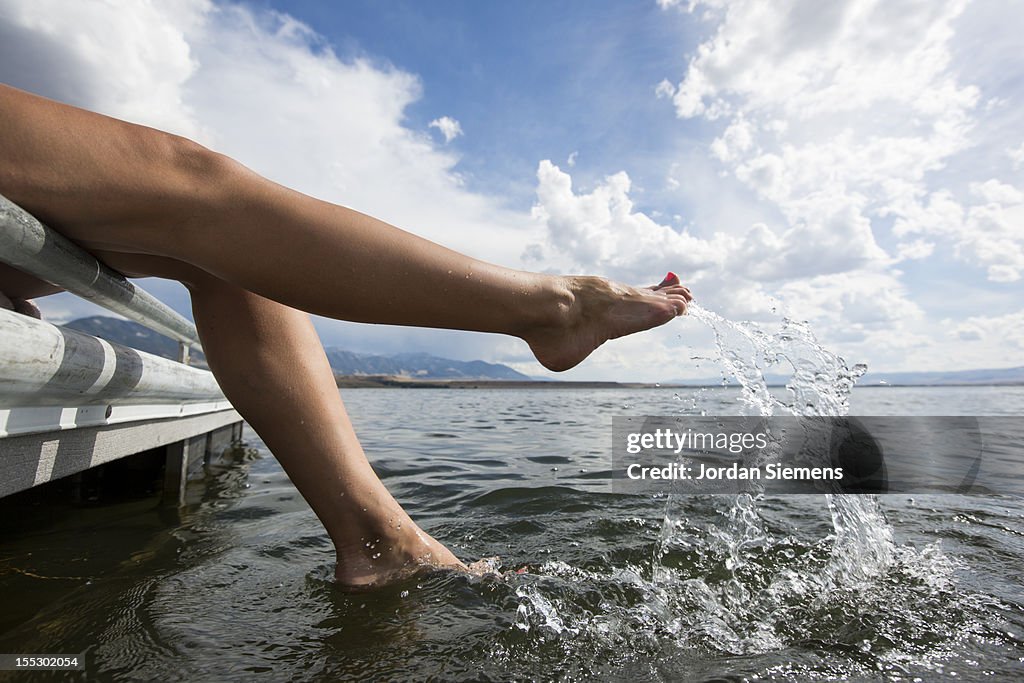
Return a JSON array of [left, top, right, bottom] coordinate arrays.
[[400, 590, 409, 598]]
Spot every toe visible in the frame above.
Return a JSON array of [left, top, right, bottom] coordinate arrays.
[[659, 284, 692, 301], [651, 271, 681, 290], [664, 294, 689, 315]]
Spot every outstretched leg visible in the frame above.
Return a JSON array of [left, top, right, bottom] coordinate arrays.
[[0, 85, 692, 371], [94, 251, 464, 587]]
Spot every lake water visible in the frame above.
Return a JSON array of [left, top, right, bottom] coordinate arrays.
[[1, 386, 1023, 681]]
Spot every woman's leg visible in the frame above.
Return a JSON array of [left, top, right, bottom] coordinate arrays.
[[94, 251, 466, 587], [0, 85, 691, 371]]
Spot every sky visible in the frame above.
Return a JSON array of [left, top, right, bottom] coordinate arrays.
[[1, 0, 1022, 382]]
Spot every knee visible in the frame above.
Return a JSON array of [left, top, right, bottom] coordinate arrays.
[[159, 134, 242, 209], [127, 130, 252, 248]]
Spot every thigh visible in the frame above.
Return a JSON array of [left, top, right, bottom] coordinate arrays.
[[89, 250, 215, 289], [0, 262, 63, 300], [0, 85, 219, 254]]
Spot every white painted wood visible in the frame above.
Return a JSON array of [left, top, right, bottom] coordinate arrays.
[[0, 409, 242, 497]]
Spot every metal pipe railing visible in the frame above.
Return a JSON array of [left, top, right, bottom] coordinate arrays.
[[0, 193, 201, 356], [0, 308, 223, 410]]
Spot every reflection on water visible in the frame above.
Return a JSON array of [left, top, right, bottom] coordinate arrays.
[[0, 385, 1022, 681]]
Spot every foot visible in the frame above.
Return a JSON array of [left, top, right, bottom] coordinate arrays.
[[525, 272, 692, 372], [333, 511, 470, 589]]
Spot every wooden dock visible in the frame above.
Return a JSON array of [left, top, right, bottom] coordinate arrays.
[[0, 193, 241, 504]]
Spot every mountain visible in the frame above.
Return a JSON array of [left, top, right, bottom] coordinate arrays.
[[62, 316, 208, 368], [322, 349, 531, 380], [60, 316, 529, 380]]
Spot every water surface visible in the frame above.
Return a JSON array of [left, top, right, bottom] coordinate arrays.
[[1, 386, 1023, 681]]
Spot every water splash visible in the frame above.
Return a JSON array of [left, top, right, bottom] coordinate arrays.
[[688, 304, 867, 417], [508, 303, 960, 668], [687, 303, 891, 580]]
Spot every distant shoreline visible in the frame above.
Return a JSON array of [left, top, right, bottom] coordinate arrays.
[[333, 375, 1024, 389]]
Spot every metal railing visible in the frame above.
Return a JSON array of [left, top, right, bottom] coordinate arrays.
[[0, 192, 201, 364], [0, 193, 231, 438]]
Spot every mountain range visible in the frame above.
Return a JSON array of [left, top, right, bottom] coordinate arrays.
[[61, 316, 529, 380], [62, 316, 1023, 385]]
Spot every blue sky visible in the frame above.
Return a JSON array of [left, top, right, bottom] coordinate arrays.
[[262, 0, 703, 209], [2, 0, 1022, 381]]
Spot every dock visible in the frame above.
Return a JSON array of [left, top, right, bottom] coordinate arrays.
[[0, 193, 242, 504]]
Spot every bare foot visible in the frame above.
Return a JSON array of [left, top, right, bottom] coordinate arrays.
[[525, 272, 692, 372], [333, 512, 468, 589]]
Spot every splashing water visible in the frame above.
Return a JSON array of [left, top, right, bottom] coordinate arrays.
[[508, 303, 966, 673], [691, 303, 902, 609], [687, 303, 893, 583]]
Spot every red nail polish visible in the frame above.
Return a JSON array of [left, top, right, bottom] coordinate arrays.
[[666, 271, 677, 281]]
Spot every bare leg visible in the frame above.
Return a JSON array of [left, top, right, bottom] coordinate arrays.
[[92, 252, 466, 587], [0, 85, 692, 371]]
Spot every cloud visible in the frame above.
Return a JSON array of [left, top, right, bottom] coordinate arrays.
[[951, 310, 1024, 350], [896, 239, 935, 261], [4, 0, 1021, 380], [654, 78, 675, 100], [524, 155, 935, 371], [649, 0, 1024, 371], [666, 0, 977, 122], [1009, 142, 1024, 169], [428, 115, 463, 143], [0, 0, 548, 367], [892, 180, 1024, 282], [529, 160, 733, 284], [0, 0, 206, 136]]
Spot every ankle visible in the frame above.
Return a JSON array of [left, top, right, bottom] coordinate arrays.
[[515, 275, 575, 337]]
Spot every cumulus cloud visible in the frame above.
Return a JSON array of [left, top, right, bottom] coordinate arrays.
[[428, 115, 463, 143], [952, 310, 1024, 351], [648, 0, 1024, 370], [529, 160, 733, 283], [0, 0, 206, 136], [526, 157, 926, 355], [3, 0, 1021, 378], [660, 0, 1024, 285]]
